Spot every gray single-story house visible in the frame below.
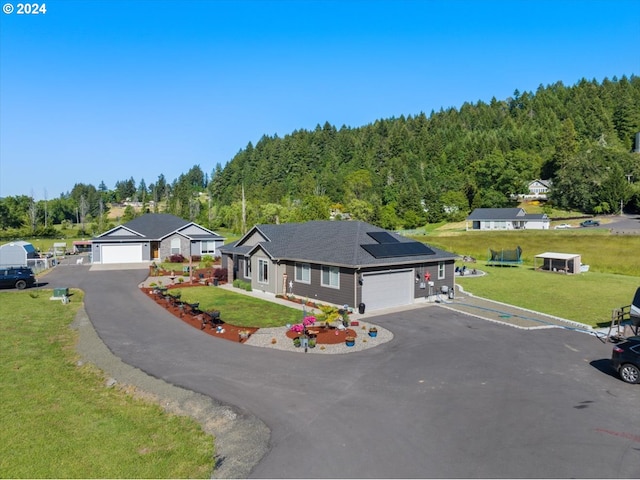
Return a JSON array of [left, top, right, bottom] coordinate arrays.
[[219, 220, 457, 312], [0, 240, 39, 267], [92, 213, 225, 264], [466, 208, 550, 231]]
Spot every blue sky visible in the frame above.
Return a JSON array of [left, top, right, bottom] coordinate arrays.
[[1, 0, 638, 200]]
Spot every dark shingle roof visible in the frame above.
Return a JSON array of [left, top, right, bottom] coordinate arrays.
[[122, 213, 188, 238], [222, 221, 455, 267], [466, 208, 548, 222], [466, 208, 525, 220], [94, 213, 223, 241]]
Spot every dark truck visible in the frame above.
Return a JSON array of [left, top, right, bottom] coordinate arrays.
[[610, 287, 640, 384], [580, 219, 600, 227]]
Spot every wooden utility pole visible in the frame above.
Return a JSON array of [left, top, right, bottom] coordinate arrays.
[[241, 184, 246, 234]]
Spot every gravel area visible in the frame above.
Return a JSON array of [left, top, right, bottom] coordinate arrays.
[[244, 321, 393, 353]]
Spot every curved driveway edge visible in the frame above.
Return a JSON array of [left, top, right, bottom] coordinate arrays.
[[71, 303, 269, 479]]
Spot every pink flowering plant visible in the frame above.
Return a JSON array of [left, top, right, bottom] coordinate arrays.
[[290, 316, 316, 334]]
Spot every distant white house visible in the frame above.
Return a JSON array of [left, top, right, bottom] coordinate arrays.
[[519, 179, 552, 199], [466, 208, 550, 231]]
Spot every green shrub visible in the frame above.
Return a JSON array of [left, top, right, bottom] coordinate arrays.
[[231, 279, 252, 291], [316, 304, 341, 325]]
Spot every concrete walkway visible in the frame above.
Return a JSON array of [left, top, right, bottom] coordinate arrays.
[[442, 285, 601, 334]]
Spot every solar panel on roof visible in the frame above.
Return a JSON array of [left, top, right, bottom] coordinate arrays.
[[367, 231, 398, 243], [361, 242, 435, 258]]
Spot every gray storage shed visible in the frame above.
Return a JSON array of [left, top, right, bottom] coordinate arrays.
[[0, 241, 39, 267]]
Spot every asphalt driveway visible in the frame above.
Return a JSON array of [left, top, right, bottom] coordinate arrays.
[[42, 266, 640, 478], [600, 213, 640, 234]]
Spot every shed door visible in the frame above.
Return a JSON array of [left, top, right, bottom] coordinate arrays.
[[361, 269, 413, 312], [101, 244, 143, 264]]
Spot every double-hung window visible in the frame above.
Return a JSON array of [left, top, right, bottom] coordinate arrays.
[[170, 238, 181, 255], [258, 258, 269, 284], [321, 265, 339, 288], [201, 240, 216, 255], [438, 261, 445, 279], [295, 263, 311, 284]]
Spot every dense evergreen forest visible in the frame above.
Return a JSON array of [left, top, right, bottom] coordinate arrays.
[[2, 75, 639, 238]]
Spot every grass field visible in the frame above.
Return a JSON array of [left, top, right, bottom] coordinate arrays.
[[0, 290, 213, 478], [413, 229, 640, 277]]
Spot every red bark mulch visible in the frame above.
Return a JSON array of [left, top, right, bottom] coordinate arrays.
[[285, 327, 358, 344]]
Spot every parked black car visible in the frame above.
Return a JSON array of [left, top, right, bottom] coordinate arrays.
[[611, 336, 640, 384], [0, 266, 36, 290], [580, 219, 600, 227]]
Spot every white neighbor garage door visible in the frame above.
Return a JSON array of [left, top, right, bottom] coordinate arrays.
[[361, 269, 413, 312], [100, 244, 143, 264]]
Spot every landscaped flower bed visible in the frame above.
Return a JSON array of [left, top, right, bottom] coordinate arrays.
[[285, 326, 357, 345], [141, 286, 255, 343], [143, 284, 358, 345]]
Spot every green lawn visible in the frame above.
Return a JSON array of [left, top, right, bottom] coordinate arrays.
[[172, 286, 309, 327], [0, 290, 213, 478], [455, 264, 638, 327]]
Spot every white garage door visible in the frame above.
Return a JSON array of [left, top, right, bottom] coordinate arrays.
[[100, 244, 143, 264], [361, 269, 413, 312]]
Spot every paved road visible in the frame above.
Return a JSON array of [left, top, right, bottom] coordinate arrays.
[[41, 266, 640, 478], [601, 213, 640, 234]]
